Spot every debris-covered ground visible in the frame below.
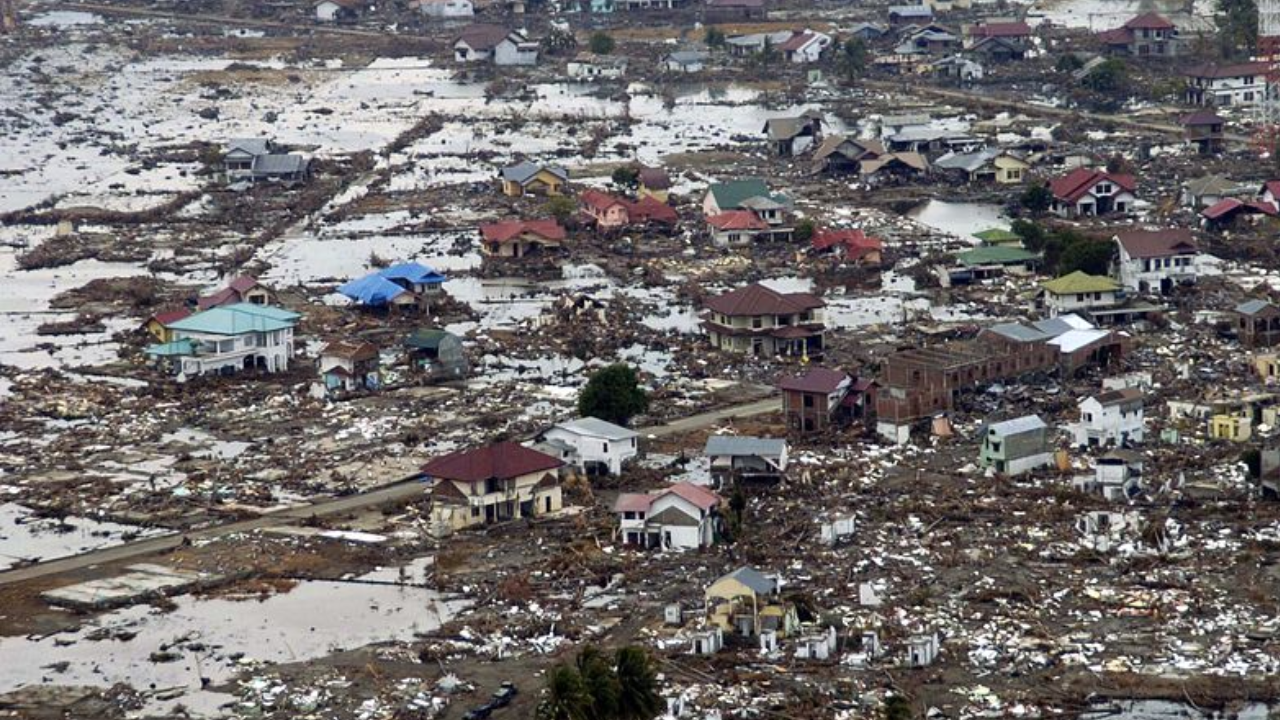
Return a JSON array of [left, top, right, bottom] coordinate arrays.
[[6, 0, 1280, 718]]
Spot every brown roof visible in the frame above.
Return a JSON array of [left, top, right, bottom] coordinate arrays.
[[1093, 387, 1143, 407], [968, 21, 1032, 38], [638, 167, 671, 190], [778, 31, 818, 52], [1050, 168, 1136, 203], [150, 308, 191, 326], [1114, 228, 1197, 258], [1125, 12, 1174, 29], [580, 189, 627, 212], [703, 283, 824, 317], [455, 24, 512, 50], [320, 340, 378, 362], [1185, 61, 1269, 79], [480, 219, 567, 243], [778, 367, 848, 394], [422, 441, 564, 483], [1181, 110, 1225, 127]]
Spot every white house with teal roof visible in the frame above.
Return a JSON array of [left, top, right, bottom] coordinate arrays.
[[145, 303, 300, 378]]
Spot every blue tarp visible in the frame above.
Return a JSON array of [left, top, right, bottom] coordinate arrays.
[[338, 275, 409, 306], [378, 262, 446, 286]]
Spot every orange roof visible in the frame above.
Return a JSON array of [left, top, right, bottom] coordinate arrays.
[[480, 219, 567, 243], [707, 210, 769, 231]]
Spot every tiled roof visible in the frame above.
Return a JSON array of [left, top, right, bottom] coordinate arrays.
[[480, 219, 567, 242], [421, 441, 563, 483], [703, 282, 823, 316], [1114, 228, 1197, 258], [1041, 271, 1120, 295], [707, 210, 769, 231], [777, 367, 848, 394], [1049, 168, 1136, 203]]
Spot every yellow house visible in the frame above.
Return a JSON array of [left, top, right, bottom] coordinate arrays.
[[637, 166, 672, 203], [143, 308, 191, 343], [706, 566, 798, 637], [499, 161, 568, 197], [423, 441, 565, 533], [993, 152, 1030, 184], [1210, 414, 1252, 442], [1255, 354, 1280, 382]]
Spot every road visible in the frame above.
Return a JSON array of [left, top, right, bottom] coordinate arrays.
[[0, 393, 778, 587], [48, 2, 420, 38]]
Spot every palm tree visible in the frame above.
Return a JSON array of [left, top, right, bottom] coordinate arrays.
[[537, 665, 593, 720], [577, 645, 621, 720], [614, 647, 662, 720]]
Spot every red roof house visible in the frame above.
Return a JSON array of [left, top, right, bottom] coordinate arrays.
[[479, 219, 566, 258], [1098, 12, 1179, 57], [197, 276, 272, 310], [423, 441, 565, 530], [1049, 168, 1137, 218], [778, 366, 852, 433], [811, 228, 884, 265]]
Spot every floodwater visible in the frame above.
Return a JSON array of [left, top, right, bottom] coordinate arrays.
[[1082, 701, 1270, 720], [906, 200, 1009, 242], [0, 503, 163, 572]]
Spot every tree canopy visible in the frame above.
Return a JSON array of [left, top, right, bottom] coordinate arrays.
[[578, 364, 649, 427]]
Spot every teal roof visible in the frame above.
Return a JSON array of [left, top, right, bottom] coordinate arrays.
[[973, 228, 1020, 244], [166, 303, 300, 336], [145, 339, 196, 357], [708, 179, 789, 210], [956, 246, 1039, 267]]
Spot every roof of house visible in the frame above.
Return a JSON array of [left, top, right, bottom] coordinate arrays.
[[554, 416, 638, 440], [715, 566, 776, 596], [421, 441, 563, 483], [320, 339, 379, 361], [614, 492, 654, 513], [480, 219, 567, 242], [707, 179, 788, 211], [778, 30, 825, 52], [404, 328, 455, 350], [500, 160, 568, 185], [1041, 270, 1121, 295], [1114, 228, 1197, 258], [860, 152, 928, 175], [1236, 299, 1276, 316], [811, 228, 883, 254], [707, 210, 769, 231], [935, 147, 1000, 173], [987, 415, 1046, 436], [226, 139, 271, 156], [707, 0, 764, 7], [455, 24, 514, 50], [812, 134, 885, 161], [1265, 180, 1280, 198], [704, 435, 786, 457], [666, 50, 709, 65], [664, 482, 721, 511], [968, 20, 1032, 37], [149, 308, 192, 326], [197, 275, 265, 310], [1185, 61, 1269, 79], [763, 114, 821, 141], [955, 246, 1038, 267], [638, 167, 672, 190], [253, 154, 308, 175], [1202, 197, 1278, 220], [628, 196, 678, 224], [338, 274, 410, 306], [1181, 110, 1225, 126], [1125, 11, 1175, 29], [379, 262, 447, 285], [580, 188, 628, 212], [145, 339, 196, 357], [1183, 174, 1240, 198], [973, 227, 1021, 244], [1092, 387, 1143, 407], [889, 4, 932, 16], [1047, 327, 1112, 353], [1049, 168, 1136, 203], [778, 366, 848, 394], [703, 282, 823, 316], [166, 303, 299, 336]]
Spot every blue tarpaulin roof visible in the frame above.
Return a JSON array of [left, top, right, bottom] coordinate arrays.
[[378, 262, 446, 285], [338, 275, 409, 306]]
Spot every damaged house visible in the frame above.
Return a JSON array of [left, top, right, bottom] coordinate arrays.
[[701, 283, 825, 358], [812, 135, 888, 175], [479, 219, 567, 258], [580, 189, 677, 232], [197, 275, 274, 311], [614, 482, 721, 550], [223, 139, 311, 184], [453, 24, 538, 65], [1098, 12, 1181, 57], [705, 435, 788, 487], [706, 567, 797, 637], [499, 161, 568, 196], [403, 328, 468, 379], [1235, 300, 1280, 348], [318, 340, 381, 395], [338, 262, 447, 314], [778, 366, 852, 433], [536, 416, 638, 476], [762, 111, 824, 157], [423, 441, 564, 532], [979, 415, 1053, 476], [933, 147, 1029, 184], [811, 228, 883, 266], [1074, 388, 1144, 448]]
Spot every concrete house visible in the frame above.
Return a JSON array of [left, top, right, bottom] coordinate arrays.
[[1049, 168, 1136, 218], [580, 190, 677, 231], [979, 415, 1053, 476], [706, 210, 769, 246], [934, 148, 1028, 184], [777, 30, 832, 64], [1098, 12, 1180, 57], [701, 283, 825, 358], [705, 435, 788, 487], [1185, 62, 1268, 107], [1074, 388, 1144, 448], [778, 367, 851, 433], [499, 161, 568, 196], [479, 219, 566, 258], [811, 229, 883, 267], [812, 135, 887, 175], [318, 340, 380, 394], [538, 416, 638, 475], [1236, 300, 1280, 348], [454, 25, 537, 65], [417, 0, 473, 18], [1181, 175, 1247, 210], [1074, 450, 1143, 501], [144, 303, 299, 378], [1041, 271, 1124, 317], [614, 482, 721, 549], [664, 50, 708, 73], [223, 139, 310, 184], [422, 441, 564, 533], [1182, 110, 1226, 155], [197, 275, 273, 311], [706, 567, 797, 637], [403, 328, 468, 380], [1113, 228, 1198, 294], [142, 308, 191, 344]]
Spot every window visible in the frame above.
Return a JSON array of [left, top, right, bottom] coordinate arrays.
[[1076, 293, 1084, 302], [803, 394, 815, 408], [752, 316, 763, 329], [603, 441, 610, 453]]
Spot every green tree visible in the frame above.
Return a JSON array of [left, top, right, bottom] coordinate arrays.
[[544, 195, 577, 224], [884, 695, 912, 720], [578, 364, 649, 426], [537, 665, 593, 720], [589, 32, 616, 55], [704, 26, 726, 48], [1057, 238, 1114, 275], [1055, 53, 1084, 73], [614, 647, 662, 720], [1082, 58, 1127, 94], [611, 166, 639, 191], [754, 36, 779, 67], [1217, 0, 1258, 59], [794, 218, 816, 243], [542, 28, 578, 56], [1019, 183, 1053, 215], [1011, 219, 1047, 251], [577, 646, 622, 720], [837, 37, 868, 79]]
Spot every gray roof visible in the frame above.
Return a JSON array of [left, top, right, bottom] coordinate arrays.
[[726, 31, 792, 47], [987, 415, 1046, 436], [227, 138, 270, 156], [1031, 314, 1094, 337], [935, 147, 998, 173], [763, 115, 820, 142], [252, 154, 308, 175], [705, 435, 786, 458], [719, 566, 776, 595], [667, 50, 708, 65], [881, 113, 931, 128], [986, 322, 1050, 343], [1183, 174, 1241, 197], [1237, 299, 1274, 315], [739, 195, 788, 211], [889, 4, 932, 15], [554, 416, 638, 440], [500, 161, 568, 185]]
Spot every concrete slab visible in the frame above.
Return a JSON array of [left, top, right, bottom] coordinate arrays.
[[41, 564, 224, 611]]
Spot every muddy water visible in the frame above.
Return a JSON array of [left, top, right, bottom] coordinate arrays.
[[0, 503, 164, 572]]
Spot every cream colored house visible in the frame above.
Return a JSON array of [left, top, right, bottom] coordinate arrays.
[[422, 441, 564, 533]]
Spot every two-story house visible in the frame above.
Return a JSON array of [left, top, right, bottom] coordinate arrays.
[[614, 482, 721, 550], [318, 339, 380, 395], [701, 283, 825, 358], [1098, 12, 1180, 57], [1049, 168, 1137, 217], [580, 190, 677, 231], [979, 415, 1053, 476], [537, 416, 638, 476], [145, 303, 300, 378], [778, 367, 851, 433], [422, 441, 564, 533], [453, 25, 538, 65], [1113, 228, 1199, 294], [1041, 271, 1124, 317], [1185, 62, 1269, 107], [1074, 388, 1144, 448]]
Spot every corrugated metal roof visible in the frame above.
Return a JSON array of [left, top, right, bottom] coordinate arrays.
[[704, 435, 786, 457], [1236, 299, 1274, 315], [718, 566, 776, 595], [987, 415, 1046, 436], [986, 322, 1049, 343], [166, 303, 299, 336], [555, 416, 638, 440], [1041, 271, 1120, 295]]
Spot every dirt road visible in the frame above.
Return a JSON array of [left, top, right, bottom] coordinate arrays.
[[0, 393, 778, 587]]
